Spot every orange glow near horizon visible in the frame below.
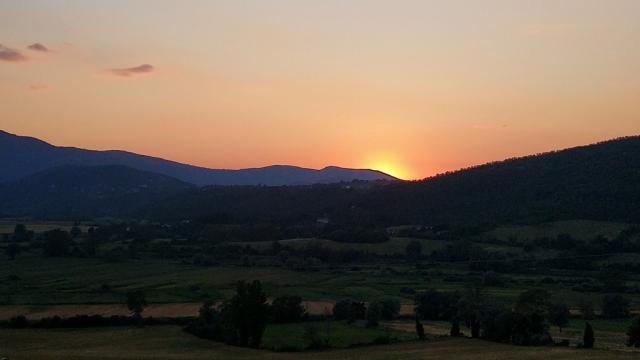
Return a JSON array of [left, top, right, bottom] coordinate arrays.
[[1, 1, 640, 180]]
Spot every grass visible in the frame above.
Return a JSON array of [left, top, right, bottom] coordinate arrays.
[[391, 318, 635, 352], [261, 320, 415, 351], [3, 254, 640, 308], [1, 326, 638, 360]]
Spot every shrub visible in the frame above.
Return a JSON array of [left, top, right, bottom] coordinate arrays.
[[376, 297, 401, 320], [415, 289, 459, 320], [271, 296, 306, 323], [627, 317, 640, 348], [366, 302, 382, 328], [601, 294, 630, 319], [8, 315, 28, 328]]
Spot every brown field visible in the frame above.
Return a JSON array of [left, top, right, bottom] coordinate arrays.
[[0, 220, 92, 235], [1, 326, 637, 360], [0, 301, 416, 320]]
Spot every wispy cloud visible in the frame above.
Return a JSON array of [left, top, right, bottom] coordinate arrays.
[[0, 44, 28, 63], [27, 43, 50, 52], [109, 64, 154, 77], [29, 84, 50, 92]]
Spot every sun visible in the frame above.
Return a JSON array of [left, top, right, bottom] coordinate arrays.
[[366, 155, 410, 180]]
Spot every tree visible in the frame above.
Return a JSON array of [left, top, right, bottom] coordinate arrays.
[[348, 301, 366, 324], [271, 296, 306, 323], [366, 301, 382, 328], [221, 280, 269, 348], [126, 289, 147, 322], [405, 240, 422, 260], [332, 299, 365, 323], [598, 269, 627, 292], [415, 289, 459, 320], [450, 318, 461, 337], [456, 287, 484, 338], [511, 289, 553, 346], [415, 318, 425, 340], [42, 229, 71, 257], [627, 317, 640, 348], [549, 303, 570, 333], [13, 224, 30, 242], [580, 300, 595, 320], [601, 294, 630, 319], [583, 322, 594, 348], [377, 297, 401, 320], [332, 299, 352, 320], [6, 241, 18, 260], [70, 225, 82, 238], [184, 301, 222, 340]]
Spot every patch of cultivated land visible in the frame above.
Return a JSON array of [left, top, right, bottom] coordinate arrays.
[[0, 301, 340, 320], [1, 326, 637, 360], [486, 220, 629, 242]]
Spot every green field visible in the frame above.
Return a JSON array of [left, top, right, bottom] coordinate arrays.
[[1, 326, 638, 360], [5, 254, 634, 308], [2, 219, 640, 358]]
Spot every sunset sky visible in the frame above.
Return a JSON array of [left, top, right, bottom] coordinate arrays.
[[1, 1, 639, 180]]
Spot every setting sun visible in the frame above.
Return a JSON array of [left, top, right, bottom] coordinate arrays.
[[365, 153, 411, 180]]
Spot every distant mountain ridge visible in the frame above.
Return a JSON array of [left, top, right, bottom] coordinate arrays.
[[0, 130, 395, 185]]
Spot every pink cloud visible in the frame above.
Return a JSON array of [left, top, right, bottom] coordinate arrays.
[[109, 64, 154, 77], [29, 84, 50, 92], [0, 44, 28, 63], [27, 43, 50, 52]]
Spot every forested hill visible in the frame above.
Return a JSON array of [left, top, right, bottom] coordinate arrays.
[[0, 165, 193, 218], [142, 136, 640, 226]]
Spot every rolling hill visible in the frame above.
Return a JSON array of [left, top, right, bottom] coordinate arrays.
[[0, 130, 395, 186], [0, 165, 193, 218], [141, 135, 640, 226]]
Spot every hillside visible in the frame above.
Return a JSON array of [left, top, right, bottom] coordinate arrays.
[[0, 130, 395, 186], [142, 136, 640, 226], [0, 165, 193, 218]]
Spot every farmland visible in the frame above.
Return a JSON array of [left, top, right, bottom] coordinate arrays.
[[1, 326, 637, 360], [2, 220, 640, 358]]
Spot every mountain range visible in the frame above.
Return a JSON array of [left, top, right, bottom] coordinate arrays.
[[0, 130, 395, 186], [2, 130, 640, 224], [141, 135, 640, 226]]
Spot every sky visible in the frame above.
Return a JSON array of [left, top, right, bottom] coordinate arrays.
[[1, 0, 639, 180]]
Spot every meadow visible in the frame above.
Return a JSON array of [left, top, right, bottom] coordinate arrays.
[[2, 220, 640, 358], [1, 326, 637, 360]]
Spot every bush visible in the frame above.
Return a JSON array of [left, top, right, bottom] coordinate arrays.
[[366, 302, 382, 328], [303, 323, 326, 349], [332, 299, 365, 322], [376, 297, 401, 320], [332, 299, 353, 320], [627, 317, 640, 348], [271, 296, 306, 323], [601, 294, 630, 319], [415, 289, 459, 320], [8, 315, 28, 328]]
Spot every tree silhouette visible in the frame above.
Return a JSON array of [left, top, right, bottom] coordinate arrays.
[[126, 289, 147, 324], [583, 322, 594, 348], [415, 317, 425, 340]]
